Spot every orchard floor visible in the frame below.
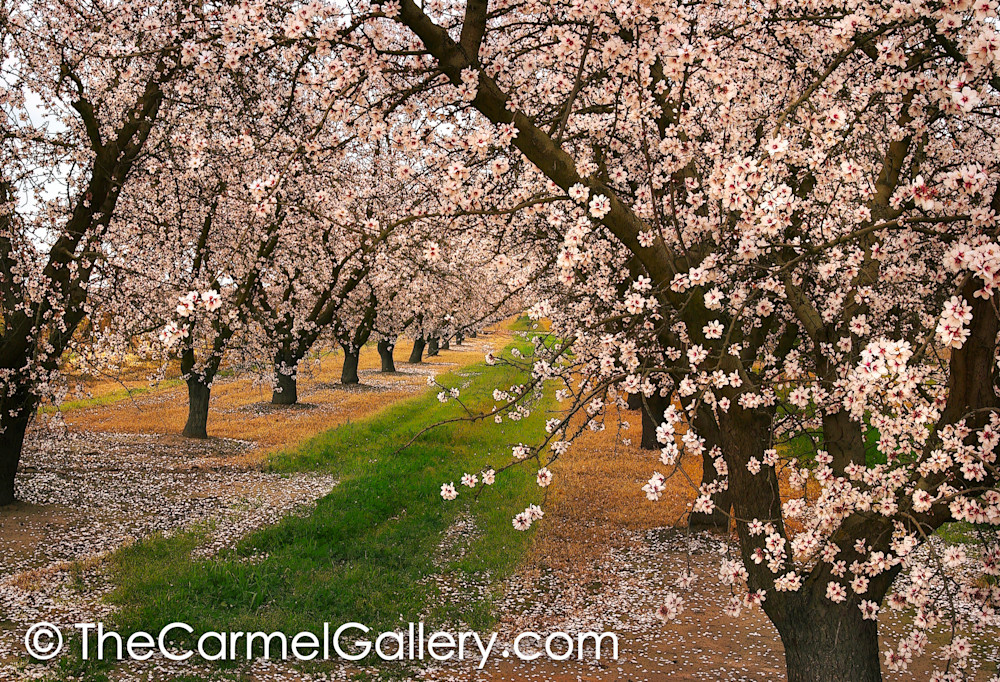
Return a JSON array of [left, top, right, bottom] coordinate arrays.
[[1, 331, 997, 681], [426, 420, 1000, 682], [0, 335, 499, 680], [1, 336, 488, 576]]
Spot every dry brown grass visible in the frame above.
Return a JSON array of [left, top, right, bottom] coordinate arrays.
[[58, 335, 503, 468], [528, 410, 702, 575], [532, 406, 826, 573], [10, 554, 104, 592]]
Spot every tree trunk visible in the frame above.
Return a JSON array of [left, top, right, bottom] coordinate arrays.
[[468, 331, 477, 338], [441, 336, 450, 350], [272, 371, 298, 405], [779, 600, 882, 682], [271, 351, 299, 405], [342, 350, 360, 384], [378, 339, 396, 373], [455, 333, 464, 345], [627, 392, 642, 411], [639, 393, 669, 450], [427, 336, 440, 356], [183, 378, 211, 439], [688, 450, 733, 531], [0, 410, 31, 506], [717, 405, 784, 574], [408, 337, 426, 363], [688, 407, 732, 532]]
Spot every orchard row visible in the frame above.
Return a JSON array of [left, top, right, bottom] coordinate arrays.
[[3, 0, 1000, 680]]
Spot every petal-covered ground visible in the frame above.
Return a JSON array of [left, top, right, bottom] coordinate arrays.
[[422, 416, 999, 682], [0, 334, 996, 682], [0, 337, 497, 681]]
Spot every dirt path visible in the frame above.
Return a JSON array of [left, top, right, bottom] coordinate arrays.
[[0, 335, 501, 681], [2, 335, 996, 682], [54, 337, 490, 462]]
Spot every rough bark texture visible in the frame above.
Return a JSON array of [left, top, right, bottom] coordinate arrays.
[[818, 353, 868, 475], [427, 336, 440, 356], [378, 339, 396, 373], [0, 410, 31, 506], [779, 599, 882, 682], [183, 379, 211, 439], [272, 371, 298, 405], [940, 280, 1000, 427], [408, 336, 426, 363], [342, 351, 360, 384], [822, 408, 867, 475], [717, 406, 784, 593]]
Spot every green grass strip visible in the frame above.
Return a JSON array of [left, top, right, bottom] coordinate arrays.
[[102, 340, 549, 675]]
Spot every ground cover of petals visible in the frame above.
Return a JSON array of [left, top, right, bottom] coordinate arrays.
[[4, 337, 993, 682], [0, 337, 497, 682], [424, 418, 1000, 682]]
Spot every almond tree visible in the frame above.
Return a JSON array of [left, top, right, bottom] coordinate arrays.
[[253, 141, 443, 395], [0, 0, 288, 501], [104, 16, 378, 434], [330, 0, 1000, 678], [255, 127, 552, 396]]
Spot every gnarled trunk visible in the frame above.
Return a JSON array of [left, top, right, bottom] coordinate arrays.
[[271, 351, 299, 405], [378, 339, 396, 373], [427, 336, 440, 356], [0, 409, 31, 506], [342, 350, 360, 384], [779, 598, 882, 682], [714, 404, 882, 681], [183, 378, 211, 439], [408, 336, 426, 363]]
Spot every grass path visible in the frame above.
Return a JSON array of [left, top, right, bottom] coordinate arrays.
[[107, 339, 551, 645], [1, 330, 558, 682], [1, 331, 528, 679]]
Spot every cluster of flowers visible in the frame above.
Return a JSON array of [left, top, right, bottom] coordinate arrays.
[[158, 291, 223, 347]]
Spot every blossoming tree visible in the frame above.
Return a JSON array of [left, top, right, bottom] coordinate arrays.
[[0, 0, 293, 500], [321, 0, 1000, 678]]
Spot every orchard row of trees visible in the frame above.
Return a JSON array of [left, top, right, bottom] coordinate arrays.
[[3, 0, 1000, 679], [1, 0, 542, 473], [96, 132, 530, 438]]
